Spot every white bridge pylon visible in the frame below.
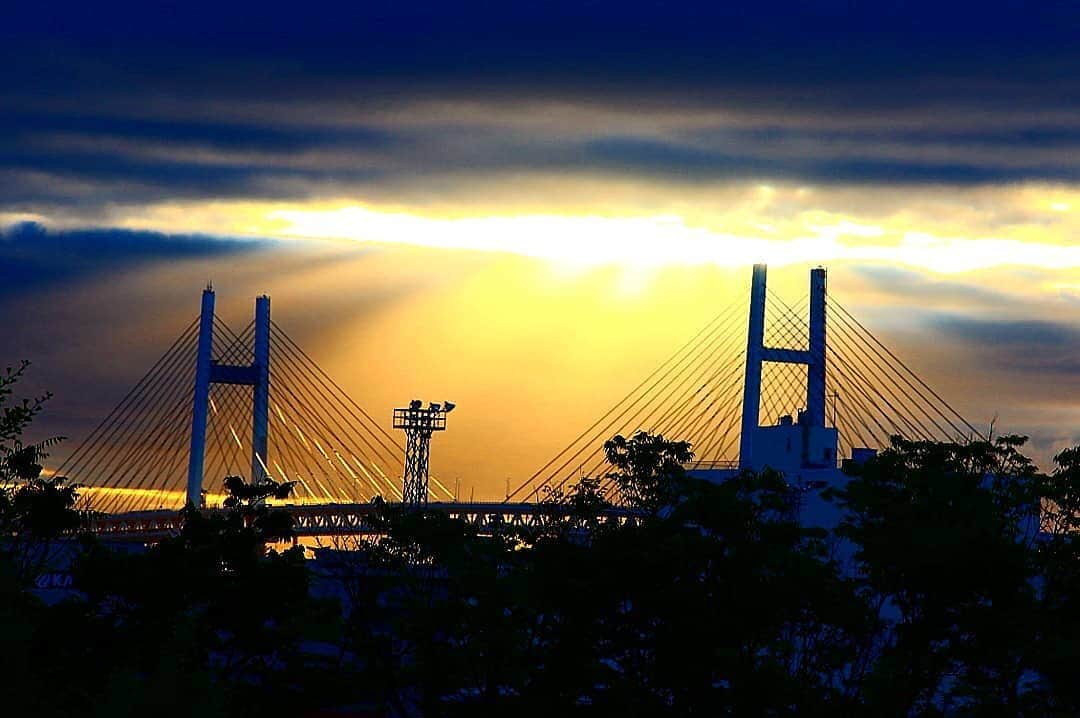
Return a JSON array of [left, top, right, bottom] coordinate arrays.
[[739, 264, 829, 470], [187, 286, 271, 507]]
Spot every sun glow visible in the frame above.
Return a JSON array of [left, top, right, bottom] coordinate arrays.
[[269, 206, 785, 267], [260, 204, 1080, 274], [29, 182, 1080, 275]]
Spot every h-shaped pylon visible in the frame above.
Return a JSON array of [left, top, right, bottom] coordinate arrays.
[[185, 287, 271, 507], [737, 264, 827, 469]]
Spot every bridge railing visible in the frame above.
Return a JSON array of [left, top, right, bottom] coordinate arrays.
[[86, 501, 644, 541], [683, 460, 739, 471]]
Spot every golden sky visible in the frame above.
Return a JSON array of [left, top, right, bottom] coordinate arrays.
[[12, 189, 1080, 499]]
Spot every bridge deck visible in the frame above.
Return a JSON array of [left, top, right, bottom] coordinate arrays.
[[87, 501, 641, 541]]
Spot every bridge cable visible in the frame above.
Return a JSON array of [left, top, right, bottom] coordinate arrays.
[[268, 333, 416, 499], [209, 320, 336, 501], [829, 305, 973, 440], [767, 290, 938, 443], [583, 313, 749, 496], [543, 307, 744, 498], [564, 301, 749, 499], [655, 348, 745, 458], [832, 300, 976, 437], [828, 318, 944, 440], [270, 322, 405, 455], [268, 357, 377, 502], [54, 317, 199, 478], [513, 298, 747, 500], [269, 339, 410, 499], [827, 326, 936, 442], [72, 327, 200, 510], [596, 354, 748, 497], [56, 321, 199, 494], [268, 334, 404, 493], [509, 298, 746, 499], [115, 319, 254, 512]]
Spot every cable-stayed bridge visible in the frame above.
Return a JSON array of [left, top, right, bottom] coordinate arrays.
[[62, 265, 977, 539], [510, 266, 975, 503], [59, 291, 428, 513]]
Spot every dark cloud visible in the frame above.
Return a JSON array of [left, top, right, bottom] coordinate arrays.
[[928, 314, 1080, 376], [0, 222, 267, 298], [932, 315, 1079, 346], [850, 266, 1016, 307], [3, 116, 1077, 215], [0, 1, 1077, 209], [1, 112, 396, 154], [683, 126, 1080, 157], [4, 2, 1077, 85], [0, 147, 385, 208], [583, 137, 1080, 185], [0, 149, 285, 195]]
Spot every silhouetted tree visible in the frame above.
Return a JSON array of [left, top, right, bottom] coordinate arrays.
[[221, 474, 297, 506], [0, 361, 80, 585], [604, 430, 693, 511], [12, 357, 1080, 717], [218, 474, 298, 542], [329, 433, 866, 715], [1027, 446, 1080, 713], [74, 497, 323, 716], [830, 435, 1044, 714]]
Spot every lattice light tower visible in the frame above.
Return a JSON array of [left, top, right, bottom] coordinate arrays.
[[393, 400, 454, 505]]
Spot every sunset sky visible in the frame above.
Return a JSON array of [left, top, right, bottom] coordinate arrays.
[[4, 1, 1080, 496]]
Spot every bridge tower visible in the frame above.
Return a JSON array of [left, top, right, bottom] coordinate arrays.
[[186, 287, 272, 507], [738, 265, 834, 472]]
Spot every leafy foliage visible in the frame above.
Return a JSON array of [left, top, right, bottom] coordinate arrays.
[[219, 474, 298, 541], [0, 362, 80, 585], [829, 435, 1044, 714], [604, 430, 693, 511], [7, 360, 1080, 716], [221, 474, 298, 506]]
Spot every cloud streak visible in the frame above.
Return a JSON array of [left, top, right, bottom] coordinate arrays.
[[1, 2, 1078, 215]]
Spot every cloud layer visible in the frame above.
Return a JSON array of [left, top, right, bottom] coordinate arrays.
[[2, 1, 1079, 215]]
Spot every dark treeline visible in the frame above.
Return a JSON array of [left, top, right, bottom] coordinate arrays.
[[5, 361, 1080, 716]]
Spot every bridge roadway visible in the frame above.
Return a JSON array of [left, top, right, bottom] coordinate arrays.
[[87, 501, 642, 541]]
